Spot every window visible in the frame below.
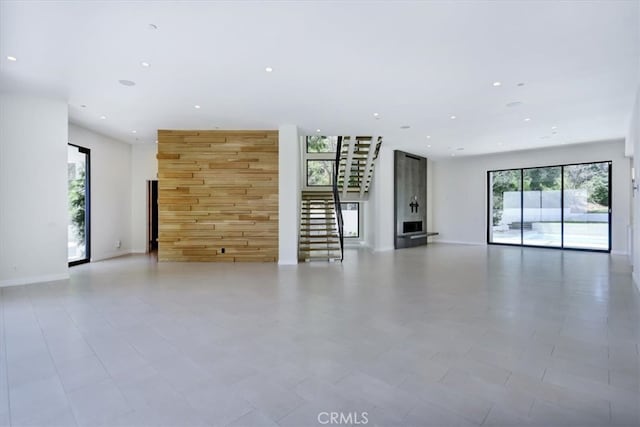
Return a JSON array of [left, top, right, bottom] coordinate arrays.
[[341, 203, 359, 238], [307, 160, 334, 186], [306, 135, 338, 153], [487, 161, 611, 252], [68, 144, 91, 265]]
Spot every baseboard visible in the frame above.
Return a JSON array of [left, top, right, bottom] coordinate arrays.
[[0, 272, 69, 287], [433, 239, 485, 246], [91, 251, 132, 262]]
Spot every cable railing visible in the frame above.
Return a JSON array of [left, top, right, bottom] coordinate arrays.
[[333, 137, 344, 261]]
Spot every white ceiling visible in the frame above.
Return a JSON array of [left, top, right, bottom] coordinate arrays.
[[1, 0, 638, 159]]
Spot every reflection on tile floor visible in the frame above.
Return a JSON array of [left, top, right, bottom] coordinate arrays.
[[0, 244, 638, 426]]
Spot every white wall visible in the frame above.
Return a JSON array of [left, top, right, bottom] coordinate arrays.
[[131, 144, 158, 253], [369, 146, 395, 252], [278, 125, 300, 264], [629, 87, 640, 288], [68, 124, 132, 261], [432, 140, 631, 254], [0, 94, 69, 286]]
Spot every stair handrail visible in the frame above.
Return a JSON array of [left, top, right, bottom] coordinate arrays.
[[333, 137, 344, 261]]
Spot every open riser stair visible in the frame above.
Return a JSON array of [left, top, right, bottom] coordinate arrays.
[[336, 136, 382, 198], [298, 191, 342, 262]]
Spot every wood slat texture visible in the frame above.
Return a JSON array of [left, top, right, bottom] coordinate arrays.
[[157, 130, 279, 262]]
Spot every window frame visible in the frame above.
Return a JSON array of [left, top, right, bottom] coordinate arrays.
[[486, 160, 612, 253]]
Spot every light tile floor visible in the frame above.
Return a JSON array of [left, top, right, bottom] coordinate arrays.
[[1, 244, 638, 427]]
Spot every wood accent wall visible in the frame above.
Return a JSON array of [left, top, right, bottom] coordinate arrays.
[[157, 130, 279, 262]]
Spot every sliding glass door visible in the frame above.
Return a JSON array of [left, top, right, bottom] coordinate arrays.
[[563, 162, 610, 250], [488, 161, 611, 252], [68, 144, 90, 265]]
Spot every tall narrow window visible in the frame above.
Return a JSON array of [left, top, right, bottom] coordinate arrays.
[[68, 144, 90, 265], [341, 202, 359, 238]]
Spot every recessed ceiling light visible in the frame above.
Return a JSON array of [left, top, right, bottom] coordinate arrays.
[[426, 135, 431, 139], [450, 115, 457, 120], [141, 61, 150, 68], [400, 125, 411, 129], [517, 82, 525, 87], [194, 105, 201, 109], [149, 24, 158, 30], [6, 56, 17, 61], [100, 115, 106, 120], [119, 79, 136, 86], [132, 130, 137, 134], [373, 112, 379, 117], [551, 126, 557, 130], [524, 118, 531, 122], [316, 129, 321, 133], [80, 104, 87, 108], [427, 144, 431, 148], [265, 67, 273, 73], [493, 81, 502, 87]]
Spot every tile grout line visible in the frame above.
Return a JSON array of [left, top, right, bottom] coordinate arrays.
[[30, 293, 82, 427], [0, 288, 12, 427]]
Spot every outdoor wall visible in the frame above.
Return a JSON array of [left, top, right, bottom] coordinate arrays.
[[131, 143, 158, 253], [432, 140, 631, 254], [157, 130, 279, 262], [68, 124, 132, 261], [0, 94, 68, 286]]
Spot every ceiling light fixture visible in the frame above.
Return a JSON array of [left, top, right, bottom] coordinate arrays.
[[265, 67, 273, 73], [316, 129, 321, 133], [426, 135, 431, 139], [119, 79, 136, 86], [450, 115, 457, 119], [373, 112, 379, 117], [132, 130, 137, 134], [80, 104, 87, 108], [100, 115, 106, 120], [141, 61, 150, 68], [427, 145, 431, 148], [524, 118, 531, 122], [493, 81, 502, 87], [551, 126, 557, 130], [7, 56, 17, 61], [194, 105, 201, 109], [517, 82, 525, 87]]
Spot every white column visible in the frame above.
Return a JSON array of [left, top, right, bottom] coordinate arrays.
[[0, 94, 69, 286], [372, 146, 395, 252], [278, 125, 300, 265]]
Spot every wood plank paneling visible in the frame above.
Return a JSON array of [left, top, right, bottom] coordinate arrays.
[[157, 130, 278, 262]]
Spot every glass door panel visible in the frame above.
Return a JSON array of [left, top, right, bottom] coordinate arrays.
[[68, 144, 90, 265], [522, 166, 562, 247], [489, 169, 522, 244], [563, 162, 610, 250]]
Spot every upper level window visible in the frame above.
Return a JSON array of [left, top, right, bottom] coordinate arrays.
[[306, 136, 338, 153]]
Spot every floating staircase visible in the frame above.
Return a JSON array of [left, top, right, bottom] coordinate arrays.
[[336, 136, 382, 198], [298, 191, 342, 262]]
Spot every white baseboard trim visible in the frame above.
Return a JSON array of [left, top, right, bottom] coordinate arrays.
[[91, 251, 131, 262], [278, 258, 298, 266], [433, 239, 485, 246], [0, 273, 69, 288]]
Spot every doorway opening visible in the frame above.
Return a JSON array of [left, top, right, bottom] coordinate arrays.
[[147, 180, 158, 252], [68, 144, 90, 266]]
